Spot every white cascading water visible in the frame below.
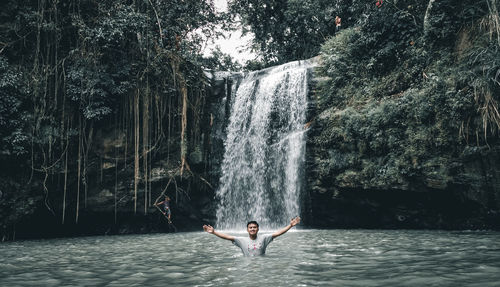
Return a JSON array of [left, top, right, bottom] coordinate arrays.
[[216, 60, 313, 230]]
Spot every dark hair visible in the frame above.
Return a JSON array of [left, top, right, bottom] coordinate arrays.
[[247, 221, 259, 227]]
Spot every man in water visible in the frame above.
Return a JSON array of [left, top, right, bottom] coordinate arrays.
[[202, 216, 301, 256]]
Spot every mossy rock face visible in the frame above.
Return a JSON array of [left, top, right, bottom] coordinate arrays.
[[305, 68, 500, 228], [304, 0, 500, 229]]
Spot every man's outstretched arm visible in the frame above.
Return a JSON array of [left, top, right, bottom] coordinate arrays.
[[272, 216, 301, 239], [203, 225, 235, 241]]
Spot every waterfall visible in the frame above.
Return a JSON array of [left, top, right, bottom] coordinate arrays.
[[215, 59, 313, 230]]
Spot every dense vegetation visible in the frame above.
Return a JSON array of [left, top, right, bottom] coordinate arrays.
[[308, 0, 500, 224], [0, 0, 229, 239], [230, 0, 391, 66]]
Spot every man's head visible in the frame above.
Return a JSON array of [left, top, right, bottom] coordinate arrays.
[[165, 196, 170, 201], [247, 221, 259, 237]]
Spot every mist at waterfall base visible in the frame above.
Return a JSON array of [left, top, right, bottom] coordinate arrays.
[[1, 230, 500, 286], [215, 60, 312, 230]]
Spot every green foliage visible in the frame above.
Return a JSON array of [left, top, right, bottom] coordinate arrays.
[[319, 2, 426, 80], [229, 0, 359, 64], [229, 0, 430, 65], [65, 57, 122, 120], [243, 59, 267, 71], [314, 81, 476, 188], [202, 46, 242, 71], [423, 0, 485, 49], [313, 0, 500, 190], [0, 56, 29, 156], [0, 0, 227, 233]]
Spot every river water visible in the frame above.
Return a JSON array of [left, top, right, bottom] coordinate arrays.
[[1, 229, 499, 286]]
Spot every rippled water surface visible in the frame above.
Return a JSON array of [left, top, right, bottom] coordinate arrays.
[[1, 229, 500, 286]]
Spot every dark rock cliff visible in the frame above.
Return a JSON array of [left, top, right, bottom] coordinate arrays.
[[304, 69, 500, 230]]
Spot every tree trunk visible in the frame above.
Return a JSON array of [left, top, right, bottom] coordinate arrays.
[[134, 91, 140, 214], [76, 117, 82, 224], [62, 121, 69, 224], [180, 77, 188, 176], [143, 87, 149, 214], [423, 0, 436, 35]]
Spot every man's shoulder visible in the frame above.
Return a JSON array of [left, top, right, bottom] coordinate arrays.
[[259, 234, 273, 241], [232, 236, 247, 242], [232, 236, 247, 246]]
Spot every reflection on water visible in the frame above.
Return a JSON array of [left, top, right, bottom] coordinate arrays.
[[1, 230, 500, 286]]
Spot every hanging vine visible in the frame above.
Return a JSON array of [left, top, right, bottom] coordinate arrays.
[[1, 0, 222, 238]]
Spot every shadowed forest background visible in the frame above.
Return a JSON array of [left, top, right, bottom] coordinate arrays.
[[0, 0, 499, 241]]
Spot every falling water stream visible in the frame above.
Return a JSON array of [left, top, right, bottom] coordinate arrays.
[[215, 59, 314, 230]]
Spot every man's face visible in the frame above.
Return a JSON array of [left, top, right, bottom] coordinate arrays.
[[247, 223, 259, 236]]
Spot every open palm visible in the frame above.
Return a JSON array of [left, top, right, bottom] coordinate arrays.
[[290, 216, 301, 227], [203, 225, 214, 233]]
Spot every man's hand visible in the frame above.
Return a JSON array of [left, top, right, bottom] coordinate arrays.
[[290, 216, 301, 227], [202, 225, 234, 241], [203, 224, 214, 234], [272, 216, 301, 238]]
